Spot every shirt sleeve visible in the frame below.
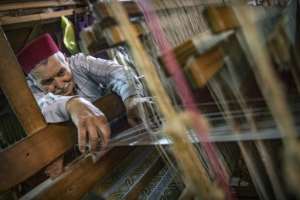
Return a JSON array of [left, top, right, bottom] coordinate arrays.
[[27, 77, 77, 123], [71, 53, 143, 101]]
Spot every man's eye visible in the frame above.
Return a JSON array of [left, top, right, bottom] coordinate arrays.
[[41, 79, 53, 85], [57, 69, 66, 77]]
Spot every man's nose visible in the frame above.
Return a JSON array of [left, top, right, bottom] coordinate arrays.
[[54, 77, 66, 88]]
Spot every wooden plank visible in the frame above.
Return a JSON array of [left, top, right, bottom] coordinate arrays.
[[21, 147, 132, 200], [80, 22, 144, 54], [93, 93, 125, 121], [94, 1, 141, 20], [103, 23, 144, 46], [3, 19, 60, 31], [159, 31, 232, 77], [0, 123, 76, 193], [173, 40, 196, 66], [0, 27, 46, 135], [203, 6, 239, 33], [0, 93, 125, 192], [0, 8, 87, 25], [186, 45, 224, 88], [0, 0, 84, 12]]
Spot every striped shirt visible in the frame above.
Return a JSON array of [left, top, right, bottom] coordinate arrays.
[[27, 53, 142, 123]]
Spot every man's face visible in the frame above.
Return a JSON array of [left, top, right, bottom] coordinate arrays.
[[32, 54, 75, 96]]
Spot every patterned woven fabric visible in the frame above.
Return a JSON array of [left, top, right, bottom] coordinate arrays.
[[82, 147, 183, 200]]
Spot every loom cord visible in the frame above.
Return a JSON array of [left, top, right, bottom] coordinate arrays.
[[233, 6, 300, 197], [105, 1, 296, 196], [109, 1, 222, 199], [208, 77, 272, 200], [234, 6, 298, 142], [223, 56, 286, 200], [80, 118, 300, 150], [107, 101, 300, 146], [137, 1, 234, 199]]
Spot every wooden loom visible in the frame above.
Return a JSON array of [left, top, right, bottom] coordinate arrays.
[[0, 0, 299, 199]]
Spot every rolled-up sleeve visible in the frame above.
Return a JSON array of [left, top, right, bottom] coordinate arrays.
[[38, 93, 77, 123], [73, 53, 143, 101]]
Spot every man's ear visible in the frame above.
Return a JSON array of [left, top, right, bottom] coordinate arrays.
[[28, 71, 42, 90], [56, 51, 67, 64]]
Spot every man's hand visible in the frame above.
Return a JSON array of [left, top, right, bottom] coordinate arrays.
[[124, 96, 152, 127], [66, 97, 111, 153]]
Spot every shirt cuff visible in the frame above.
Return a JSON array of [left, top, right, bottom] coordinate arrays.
[[41, 95, 78, 123]]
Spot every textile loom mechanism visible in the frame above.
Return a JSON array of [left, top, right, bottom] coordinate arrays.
[[0, 0, 299, 199], [80, 0, 300, 199]]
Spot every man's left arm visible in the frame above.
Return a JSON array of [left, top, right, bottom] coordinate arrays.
[[77, 54, 148, 126]]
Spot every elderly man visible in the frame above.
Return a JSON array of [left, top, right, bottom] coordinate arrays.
[[17, 33, 145, 175]]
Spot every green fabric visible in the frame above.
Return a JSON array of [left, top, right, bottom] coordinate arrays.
[[61, 16, 79, 54]]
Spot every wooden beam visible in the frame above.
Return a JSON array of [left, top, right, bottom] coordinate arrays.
[[203, 6, 239, 33], [0, 27, 46, 135], [103, 23, 144, 46], [0, 123, 76, 193], [80, 22, 144, 54], [3, 19, 62, 31], [0, 1, 84, 12], [159, 31, 232, 78], [93, 93, 125, 122], [0, 93, 125, 192], [21, 147, 132, 200], [186, 45, 224, 88], [94, 1, 143, 20], [0, 8, 87, 25]]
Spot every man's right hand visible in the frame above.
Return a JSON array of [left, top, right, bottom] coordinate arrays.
[[66, 97, 111, 153]]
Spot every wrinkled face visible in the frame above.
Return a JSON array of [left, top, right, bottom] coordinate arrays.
[[32, 53, 75, 96]]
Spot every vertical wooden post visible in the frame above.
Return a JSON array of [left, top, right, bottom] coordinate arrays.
[[0, 27, 46, 135]]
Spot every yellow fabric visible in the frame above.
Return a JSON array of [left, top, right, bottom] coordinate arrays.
[[61, 16, 79, 54]]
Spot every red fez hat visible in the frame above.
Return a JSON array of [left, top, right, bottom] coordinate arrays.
[[17, 33, 59, 74]]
